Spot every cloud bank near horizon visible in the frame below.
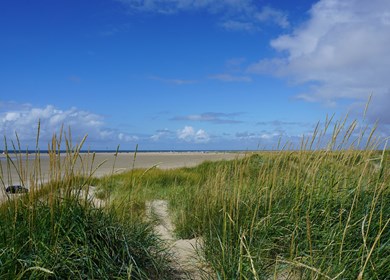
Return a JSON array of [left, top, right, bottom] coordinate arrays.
[[0, 102, 136, 147], [0, 102, 216, 149], [0, 101, 385, 150]]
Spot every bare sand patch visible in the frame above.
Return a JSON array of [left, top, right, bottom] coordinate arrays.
[[146, 200, 212, 280]]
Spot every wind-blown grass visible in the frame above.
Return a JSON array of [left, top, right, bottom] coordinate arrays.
[[94, 116, 389, 279], [2, 115, 388, 279], [167, 122, 390, 279], [0, 130, 172, 279], [0, 196, 169, 279], [178, 150, 389, 279]]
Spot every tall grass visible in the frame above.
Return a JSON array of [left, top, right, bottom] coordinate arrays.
[[15, 114, 387, 279], [89, 116, 389, 279], [0, 130, 172, 279], [167, 119, 389, 279]]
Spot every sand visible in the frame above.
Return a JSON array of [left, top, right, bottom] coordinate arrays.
[[146, 199, 210, 279], [0, 152, 241, 200]]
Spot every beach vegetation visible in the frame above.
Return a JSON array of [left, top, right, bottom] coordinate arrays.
[[1, 114, 389, 279], [93, 116, 389, 279], [0, 130, 172, 279]]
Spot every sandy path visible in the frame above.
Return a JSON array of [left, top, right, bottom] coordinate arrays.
[[146, 200, 212, 280]]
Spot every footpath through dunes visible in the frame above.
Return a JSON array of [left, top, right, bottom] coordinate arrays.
[[0, 151, 241, 202], [146, 200, 213, 280]]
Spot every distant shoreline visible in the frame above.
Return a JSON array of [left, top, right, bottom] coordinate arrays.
[[0, 151, 243, 200], [1, 149, 249, 155]]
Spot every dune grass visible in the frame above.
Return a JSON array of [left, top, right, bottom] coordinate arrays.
[[0, 131, 172, 279], [94, 149, 389, 279], [173, 150, 389, 279], [1, 115, 389, 279], [166, 120, 389, 279], [94, 117, 389, 279]]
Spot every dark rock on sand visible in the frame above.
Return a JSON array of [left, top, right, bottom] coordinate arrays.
[[5, 185, 28, 194]]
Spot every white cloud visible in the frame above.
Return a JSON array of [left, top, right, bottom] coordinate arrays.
[[5, 112, 20, 122], [177, 126, 210, 143], [118, 133, 139, 142], [249, 0, 390, 125], [0, 103, 135, 147]]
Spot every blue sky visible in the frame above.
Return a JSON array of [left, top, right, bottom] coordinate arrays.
[[1, 0, 389, 150]]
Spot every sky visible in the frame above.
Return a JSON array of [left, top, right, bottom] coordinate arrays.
[[1, 0, 389, 150]]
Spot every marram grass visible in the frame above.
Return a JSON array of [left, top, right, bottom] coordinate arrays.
[[0, 130, 172, 279], [1, 116, 389, 279], [166, 121, 389, 279], [94, 116, 389, 279]]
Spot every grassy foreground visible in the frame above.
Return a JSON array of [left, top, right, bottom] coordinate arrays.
[[96, 150, 389, 279], [1, 117, 389, 279], [0, 135, 172, 279], [95, 121, 389, 279]]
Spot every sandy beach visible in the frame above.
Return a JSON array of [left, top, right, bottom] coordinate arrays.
[[0, 152, 241, 200]]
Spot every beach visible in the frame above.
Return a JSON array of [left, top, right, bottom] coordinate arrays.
[[0, 152, 241, 200]]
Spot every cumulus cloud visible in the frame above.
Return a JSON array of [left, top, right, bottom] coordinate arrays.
[[172, 112, 243, 124], [177, 126, 210, 143], [249, 0, 390, 125], [0, 102, 136, 147]]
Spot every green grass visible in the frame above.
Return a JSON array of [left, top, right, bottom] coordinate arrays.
[[92, 117, 389, 279], [181, 151, 389, 279], [0, 131, 173, 279], [95, 149, 389, 279], [1, 116, 389, 279], [0, 196, 170, 279]]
